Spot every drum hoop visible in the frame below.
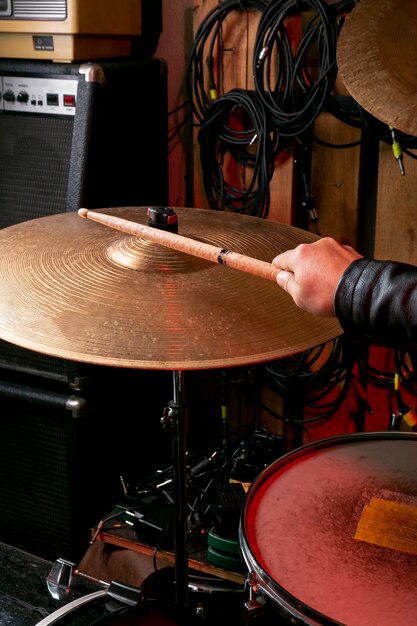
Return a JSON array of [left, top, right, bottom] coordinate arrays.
[[239, 431, 417, 626]]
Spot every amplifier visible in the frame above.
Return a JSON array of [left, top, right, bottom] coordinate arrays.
[[0, 56, 168, 227], [0, 0, 152, 61], [0, 56, 167, 377]]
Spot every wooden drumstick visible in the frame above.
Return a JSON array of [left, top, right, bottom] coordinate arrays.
[[78, 208, 280, 282]]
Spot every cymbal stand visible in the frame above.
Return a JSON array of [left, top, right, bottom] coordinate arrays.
[[161, 370, 189, 607]]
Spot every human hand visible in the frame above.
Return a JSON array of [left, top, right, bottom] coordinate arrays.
[[272, 237, 363, 317]]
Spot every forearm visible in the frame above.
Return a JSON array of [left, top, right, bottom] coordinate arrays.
[[335, 258, 417, 348]]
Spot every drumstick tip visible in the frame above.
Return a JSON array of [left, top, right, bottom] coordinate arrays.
[[78, 208, 89, 218]]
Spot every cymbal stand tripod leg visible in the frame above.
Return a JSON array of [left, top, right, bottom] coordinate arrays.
[[162, 370, 189, 607]]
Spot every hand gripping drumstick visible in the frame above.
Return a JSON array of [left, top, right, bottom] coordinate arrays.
[[78, 208, 280, 282]]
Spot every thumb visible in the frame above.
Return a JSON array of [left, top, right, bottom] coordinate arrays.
[[276, 269, 294, 295]]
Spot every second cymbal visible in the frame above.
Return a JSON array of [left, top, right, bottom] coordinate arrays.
[[337, 0, 417, 137]]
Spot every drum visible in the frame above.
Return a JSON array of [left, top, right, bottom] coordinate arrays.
[[240, 432, 417, 626]]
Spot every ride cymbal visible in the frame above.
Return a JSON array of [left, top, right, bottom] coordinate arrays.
[[0, 207, 341, 369], [337, 0, 417, 137]]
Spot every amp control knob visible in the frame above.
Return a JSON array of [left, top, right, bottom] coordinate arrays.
[[17, 90, 29, 103], [3, 89, 15, 103]]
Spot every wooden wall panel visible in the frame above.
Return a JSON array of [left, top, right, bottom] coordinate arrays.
[[310, 113, 361, 246], [374, 143, 417, 264], [191, 2, 417, 445], [219, 12, 251, 91], [192, 2, 417, 259]]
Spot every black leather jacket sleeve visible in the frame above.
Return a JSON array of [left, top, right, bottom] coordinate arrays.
[[334, 258, 417, 349]]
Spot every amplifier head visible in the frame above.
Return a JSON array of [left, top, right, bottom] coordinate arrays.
[[0, 0, 143, 61]]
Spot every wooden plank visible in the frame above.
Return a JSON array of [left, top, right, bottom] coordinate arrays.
[[374, 142, 417, 264], [193, 0, 218, 33], [267, 151, 295, 225], [310, 112, 361, 246], [221, 10, 249, 92], [95, 530, 245, 585]]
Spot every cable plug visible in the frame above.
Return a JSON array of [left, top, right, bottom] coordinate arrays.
[[389, 125, 405, 175], [206, 55, 217, 101], [300, 193, 319, 233], [403, 409, 417, 431], [394, 372, 417, 430], [256, 45, 269, 70]]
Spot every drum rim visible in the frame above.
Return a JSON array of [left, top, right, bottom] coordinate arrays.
[[239, 430, 417, 626]]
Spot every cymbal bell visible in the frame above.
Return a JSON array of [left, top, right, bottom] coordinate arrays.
[[0, 207, 340, 370], [337, 0, 417, 137]]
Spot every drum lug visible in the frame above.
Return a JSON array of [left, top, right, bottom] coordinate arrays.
[[244, 573, 276, 625], [244, 571, 263, 612]]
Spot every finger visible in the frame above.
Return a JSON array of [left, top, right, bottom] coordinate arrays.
[[272, 249, 295, 272]]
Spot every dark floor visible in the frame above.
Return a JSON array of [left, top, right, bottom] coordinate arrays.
[[0, 541, 293, 626], [0, 541, 125, 625]]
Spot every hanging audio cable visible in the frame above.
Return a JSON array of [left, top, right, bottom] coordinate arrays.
[[393, 351, 417, 431], [261, 336, 354, 425], [253, 0, 355, 138], [395, 349, 417, 392], [198, 87, 280, 216], [388, 125, 405, 176], [168, 100, 193, 144], [294, 134, 319, 232], [312, 94, 370, 150], [186, 0, 271, 125], [358, 106, 417, 173], [314, 94, 417, 170], [390, 372, 417, 431]]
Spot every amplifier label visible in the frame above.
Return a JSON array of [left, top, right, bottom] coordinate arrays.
[[33, 35, 54, 51], [0, 75, 77, 116]]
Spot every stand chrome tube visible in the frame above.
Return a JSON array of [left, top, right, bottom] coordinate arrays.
[[163, 370, 189, 607]]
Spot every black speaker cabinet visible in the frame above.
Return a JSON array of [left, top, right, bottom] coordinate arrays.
[[0, 57, 171, 561], [0, 366, 173, 562], [0, 56, 168, 227]]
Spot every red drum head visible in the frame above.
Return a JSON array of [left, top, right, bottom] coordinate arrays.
[[241, 432, 417, 625]]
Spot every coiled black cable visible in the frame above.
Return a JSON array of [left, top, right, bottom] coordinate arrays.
[[262, 337, 354, 423], [355, 354, 395, 389], [198, 87, 279, 216], [311, 94, 370, 150], [187, 0, 271, 125], [253, 0, 355, 137]]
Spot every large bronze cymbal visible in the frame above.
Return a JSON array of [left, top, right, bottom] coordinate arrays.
[[0, 207, 340, 370], [337, 0, 417, 137]]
